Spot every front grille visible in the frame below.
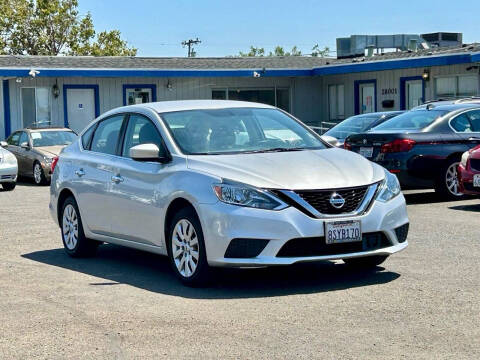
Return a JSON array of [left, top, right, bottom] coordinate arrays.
[[224, 238, 270, 258], [394, 223, 409, 243], [276, 232, 391, 258], [294, 185, 369, 215], [470, 159, 480, 172]]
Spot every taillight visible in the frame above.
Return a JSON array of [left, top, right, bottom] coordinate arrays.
[[344, 142, 352, 151], [381, 139, 416, 153], [51, 156, 59, 173]]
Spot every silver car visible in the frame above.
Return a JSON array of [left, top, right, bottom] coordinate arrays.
[[49, 100, 409, 286], [0, 146, 18, 191]]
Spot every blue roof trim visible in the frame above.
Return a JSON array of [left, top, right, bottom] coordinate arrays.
[[0, 53, 476, 78], [313, 54, 472, 75], [0, 68, 312, 78]]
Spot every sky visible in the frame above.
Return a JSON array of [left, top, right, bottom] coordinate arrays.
[[78, 0, 479, 57]]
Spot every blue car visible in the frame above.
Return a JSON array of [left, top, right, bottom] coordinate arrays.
[[345, 103, 480, 199], [324, 111, 403, 147]]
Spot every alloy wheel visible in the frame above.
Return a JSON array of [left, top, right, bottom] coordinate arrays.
[[62, 204, 79, 250], [34, 163, 42, 184], [445, 162, 462, 197], [171, 219, 200, 278]]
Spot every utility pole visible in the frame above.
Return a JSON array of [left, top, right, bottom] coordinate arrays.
[[182, 38, 201, 57]]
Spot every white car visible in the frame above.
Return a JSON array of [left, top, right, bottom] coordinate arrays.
[[0, 144, 18, 191], [49, 100, 409, 286]]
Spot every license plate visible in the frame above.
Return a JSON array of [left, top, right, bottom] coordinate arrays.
[[325, 220, 362, 244], [474, 174, 480, 187], [359, 147, 373, 158]]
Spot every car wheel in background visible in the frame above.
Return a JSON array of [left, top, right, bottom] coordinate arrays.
[[61, 196, 99, 257], [343, 255, 389, 269], [2, 182, 16, 191], [435, 158, 464, 200], [167, 207, 211, 286], [33, 161, 47, 185]]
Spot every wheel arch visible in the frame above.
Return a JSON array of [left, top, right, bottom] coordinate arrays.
[[164, 197, 199, 247], [57, 188, 75, 225]]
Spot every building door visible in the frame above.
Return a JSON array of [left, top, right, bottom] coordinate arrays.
[[360, 83, 375, 114], [66, 88, 96, 133], [406, 80, 423, 109]]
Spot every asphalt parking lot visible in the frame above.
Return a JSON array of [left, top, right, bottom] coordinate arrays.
[[0, 183, 479, 359]]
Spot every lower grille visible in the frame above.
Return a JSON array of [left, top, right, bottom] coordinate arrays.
[[224, 238, 269, 258], [276, 232, 390, 258], [294, 185, 369, 215], [470, 159, 480, 172], [394, 223, 409, 243], [1, 175, 13, 180], [463, 183, 479, 192]]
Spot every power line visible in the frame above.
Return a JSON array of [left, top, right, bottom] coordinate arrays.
[[181, 38, 201, 57]]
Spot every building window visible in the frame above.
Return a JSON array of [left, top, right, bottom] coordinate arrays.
[[123, 84, 156, 106], [435, 75, 479, 98], [21, 87, 51, 127], [211, 88, 290, 112], [328, 84, 345, 120]]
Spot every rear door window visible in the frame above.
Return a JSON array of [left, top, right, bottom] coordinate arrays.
[[467, 110, 480, 132], [7, 132, 21, 146], [90, 115, 125, 155], [450, 113, 473, 132]]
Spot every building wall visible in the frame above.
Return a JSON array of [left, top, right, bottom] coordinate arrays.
[[0, 81, 4, 139], [3, 75, 323, 138], [320, 64, 480, 124]]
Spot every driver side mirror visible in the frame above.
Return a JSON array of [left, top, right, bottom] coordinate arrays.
[[0, 141, 7, 148], [20, 141, 30, 150], [129, 143, 170, 163], [320, 135, 339, 147]]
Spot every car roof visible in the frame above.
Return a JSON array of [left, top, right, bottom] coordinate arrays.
[[352, 111, 404, 118], [411, 103, 480, 112], [25, 127, 73, 131], [121, 100, 275, 113]]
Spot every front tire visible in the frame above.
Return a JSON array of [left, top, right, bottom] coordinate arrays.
[[60, 196, 98, 257], [2, 182, 16, 191], [343, 255, 388, 269], [33, 161, 47, 185], [434, 158, 464, 200], [167, 207, 211, 286]]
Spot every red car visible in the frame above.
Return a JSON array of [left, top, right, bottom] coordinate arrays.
[[458, 145, 480, 195]]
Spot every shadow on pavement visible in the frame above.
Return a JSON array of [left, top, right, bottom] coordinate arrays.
[[449, 203, 480, 212], [22, 244, 400, 299], [404, 191, 447, 205]]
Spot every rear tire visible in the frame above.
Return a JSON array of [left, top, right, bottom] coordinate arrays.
[[2, 182, 16, 191], [60, 196, 98, 257], [33, 161, 47, 185], [167, 207, 211, 287], [434, 158, 464, 200], [343, 255, 388, 269]]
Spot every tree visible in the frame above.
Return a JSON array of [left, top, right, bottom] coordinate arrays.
[[0, 0, 137, 56], [238, 45, 309, 57], [239, 46, 266, 57], [311, 44, 330, 57]]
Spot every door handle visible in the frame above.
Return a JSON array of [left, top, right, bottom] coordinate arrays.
[[75, 168, 85, 177], [111, 175, 124, 184]]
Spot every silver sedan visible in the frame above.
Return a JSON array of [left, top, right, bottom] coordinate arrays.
[[49, 100, 409, 286], [0, 145, 18, 191]]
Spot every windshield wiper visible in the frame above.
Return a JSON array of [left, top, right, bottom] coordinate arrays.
[[243, 147, 307, 154]]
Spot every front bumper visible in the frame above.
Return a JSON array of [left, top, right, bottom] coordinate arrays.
[[0, 165, 18, 183], [458, 163, 480, 195], [198, 193, 409, 267]]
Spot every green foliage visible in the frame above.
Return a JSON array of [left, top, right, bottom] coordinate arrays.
[[0, 0, 137, 56], [238, 45, 329, 57]]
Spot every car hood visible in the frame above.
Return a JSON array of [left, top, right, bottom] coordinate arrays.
[[187, 148, 385, 190], [34, 145, 65, 158]]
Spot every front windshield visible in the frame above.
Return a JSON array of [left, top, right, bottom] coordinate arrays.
[[372, 110, 447, 131], [31, 131, 77, 147], [160, 108, 327, 155], [325, 115, 381, 139]]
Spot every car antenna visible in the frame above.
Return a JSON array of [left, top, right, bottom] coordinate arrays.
[[426, 104, 435, 111]]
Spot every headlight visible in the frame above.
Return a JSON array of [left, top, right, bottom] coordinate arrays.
[[377, 169, 401, 202], [4, 152, 17, 166], [213, 182, 287, 210], [44, 157, 53, 164], [460, 151, 470, 167]]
